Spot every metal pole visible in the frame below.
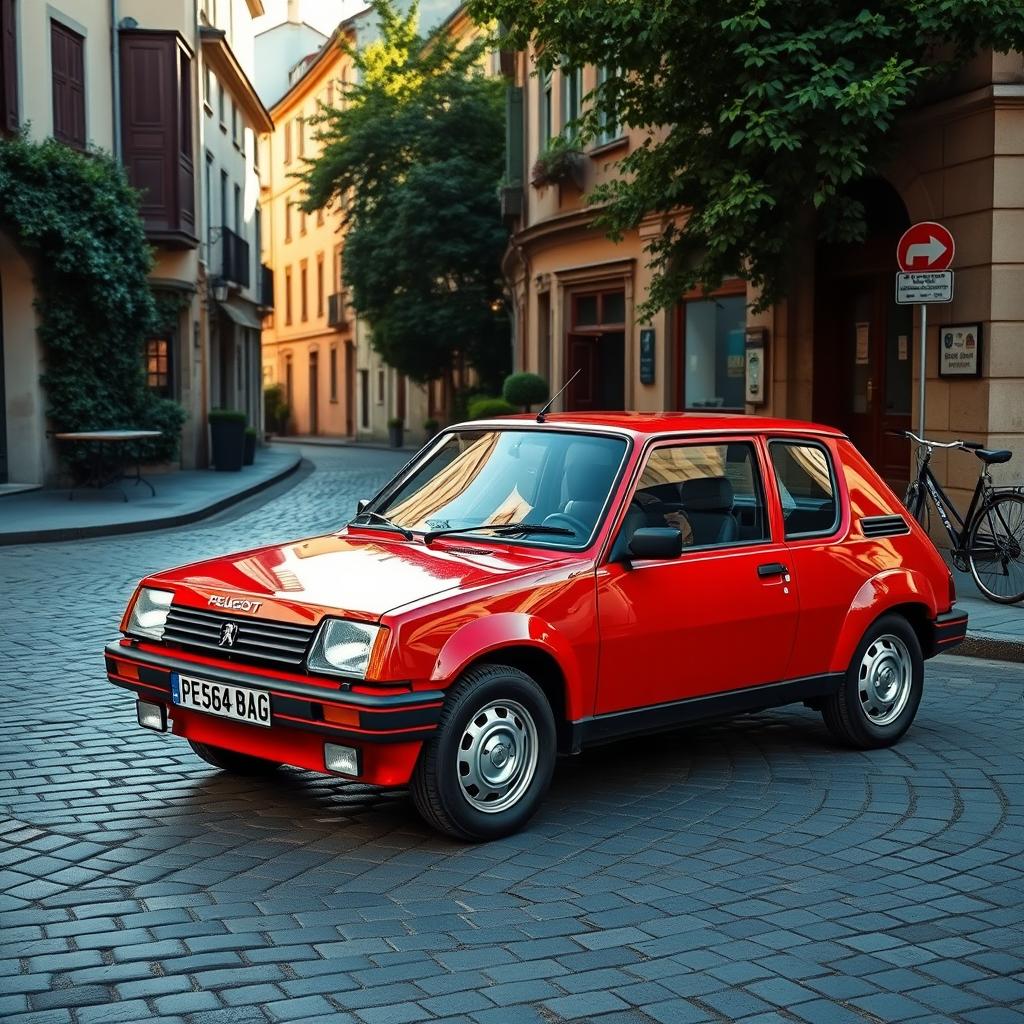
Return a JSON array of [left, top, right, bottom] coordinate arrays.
[[918, 302, 927, 440]]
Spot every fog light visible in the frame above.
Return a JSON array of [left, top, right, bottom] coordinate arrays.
[[324, 743, 360, 777], [137, 700, 167, 732]]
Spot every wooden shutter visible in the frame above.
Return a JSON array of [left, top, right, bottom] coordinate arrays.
[[51, 19, 85, 148], [1, 0, 18, 134]]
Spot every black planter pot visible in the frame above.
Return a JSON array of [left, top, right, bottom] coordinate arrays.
[[243, 432, 256, 466], [210, 418, 245, 471], [388, 424, 404, 448]]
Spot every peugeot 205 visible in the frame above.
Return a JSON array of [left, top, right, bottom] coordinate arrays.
[[107, 413, 967, 840]]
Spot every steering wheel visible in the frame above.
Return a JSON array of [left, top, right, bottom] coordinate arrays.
[[542, 512, 590, 538]]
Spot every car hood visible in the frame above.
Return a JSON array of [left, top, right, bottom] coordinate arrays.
[[147, 529, 572, 624]]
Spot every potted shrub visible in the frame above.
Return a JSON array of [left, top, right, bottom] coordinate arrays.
[[502, 372, 549, 412], [531, 136, 584, 189], [387, 416, 405, 448], [208, 409, 246, 471], [424, 418, 440, 440], [467, 396, 517, 419], [243, 427, 257, 466]]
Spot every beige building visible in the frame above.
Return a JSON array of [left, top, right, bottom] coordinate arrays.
[[502, 47, 1024, 511], [0, 0, 268, 488]]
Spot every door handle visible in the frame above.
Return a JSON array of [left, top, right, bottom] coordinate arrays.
[[757, 562, 788, 578]]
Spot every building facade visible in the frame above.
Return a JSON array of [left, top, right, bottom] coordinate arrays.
[[502, 47, 1024, 513], [0, 0, 268, 488]]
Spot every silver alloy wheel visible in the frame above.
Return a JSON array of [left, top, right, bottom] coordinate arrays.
[[457, 698, 538, 813], [858, 634, 913, 726]]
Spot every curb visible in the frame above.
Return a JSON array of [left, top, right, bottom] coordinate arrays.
[[0, 454, 302, 546], [270, 435, 421, 453]]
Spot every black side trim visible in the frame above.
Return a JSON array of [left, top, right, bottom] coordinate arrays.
[[933, 606, 968, 652], [568, 673, 843, 752], [105, 641, 441, 709], [860, 514, 911, 538]]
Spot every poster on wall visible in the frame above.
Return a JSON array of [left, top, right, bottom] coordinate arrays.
[[938, 324, 982, 378]]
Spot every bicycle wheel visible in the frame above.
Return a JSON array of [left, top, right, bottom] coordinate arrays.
[[967, 493, 1024, 604]]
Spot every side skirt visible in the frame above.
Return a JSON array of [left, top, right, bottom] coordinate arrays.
[[567, 673, 844, 753]]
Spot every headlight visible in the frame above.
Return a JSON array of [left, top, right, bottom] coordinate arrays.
[[125, 587, 173, 640], [307, 619, 382, 679]]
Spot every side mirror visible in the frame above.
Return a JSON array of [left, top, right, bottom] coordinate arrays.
[[628, 527, 682, 561], [356, 499, 369, 516]]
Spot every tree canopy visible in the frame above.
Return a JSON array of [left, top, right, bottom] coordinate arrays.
[[301, 1, 510, 388], [467, 0, 1024, 314]]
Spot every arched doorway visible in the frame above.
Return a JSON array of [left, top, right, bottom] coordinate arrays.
[[813, 180, 914, 491]]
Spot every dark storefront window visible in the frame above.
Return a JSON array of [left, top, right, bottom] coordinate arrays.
[[145, 338, 171, 396], [681, 293, 746, 411]]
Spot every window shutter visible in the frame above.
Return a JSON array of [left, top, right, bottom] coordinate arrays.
[[1, 0, 18, 134], [51, 20, 85, 148]]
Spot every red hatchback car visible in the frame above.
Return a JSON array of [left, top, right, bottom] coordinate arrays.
[[107, 414, 967, 840]]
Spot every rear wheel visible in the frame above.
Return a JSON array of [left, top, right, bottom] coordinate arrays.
[[967, 493, 1024, 604], [188, 740, 281, 775], [822, 614, 923, 749], [411, 664, 556, 841]]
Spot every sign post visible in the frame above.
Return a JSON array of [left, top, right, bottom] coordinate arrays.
[[896, 222, 955, 441]]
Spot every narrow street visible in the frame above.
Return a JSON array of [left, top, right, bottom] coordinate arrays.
[[1, 446, 1022, 1024]]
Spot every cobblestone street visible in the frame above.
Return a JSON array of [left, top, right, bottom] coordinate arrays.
[[1, 445, 1023, 1024]]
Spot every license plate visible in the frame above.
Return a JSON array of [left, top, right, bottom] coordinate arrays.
[[170, 673, 271, 728]]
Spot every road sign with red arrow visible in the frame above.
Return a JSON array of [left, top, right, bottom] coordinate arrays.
[[897, 222, 955, 272]]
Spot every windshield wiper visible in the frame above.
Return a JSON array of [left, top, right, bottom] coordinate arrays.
[[349, 510, 414, 540], [423, 522, 576, 544]]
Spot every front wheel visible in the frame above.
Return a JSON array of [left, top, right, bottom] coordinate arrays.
[[967, 494, 1024, 604], [822, 614, 924, 749], [411, 664, 556, 841]]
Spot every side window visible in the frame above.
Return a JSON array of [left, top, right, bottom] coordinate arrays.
[[623, 442, 769, 551], [769, 441, 839, 538]]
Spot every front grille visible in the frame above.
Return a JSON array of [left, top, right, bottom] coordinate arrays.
[[860, 514, 911, 539], [162, 605, 316, 670]]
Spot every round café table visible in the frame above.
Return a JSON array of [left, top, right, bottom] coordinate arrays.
[[54, 430, 163, 502]]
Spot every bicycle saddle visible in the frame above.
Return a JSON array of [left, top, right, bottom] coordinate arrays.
[[974, 448, 1012, 464]]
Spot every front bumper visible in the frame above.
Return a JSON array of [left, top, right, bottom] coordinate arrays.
[[105, 640, 444, 785], [932, 606, 969, 654]]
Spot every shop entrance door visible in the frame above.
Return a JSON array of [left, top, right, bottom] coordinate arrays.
[[566, 332, 625, 411]]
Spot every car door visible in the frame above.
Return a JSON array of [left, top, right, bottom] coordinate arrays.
[[595, 436, 799, 714]]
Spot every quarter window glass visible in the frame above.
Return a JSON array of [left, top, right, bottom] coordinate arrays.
[[625, 442, 768, 550], [769, 442, 839, 537]]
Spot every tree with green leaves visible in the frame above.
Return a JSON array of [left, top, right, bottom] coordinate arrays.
[[468, 0, 1024, 314], [301, 1, 510, 401]]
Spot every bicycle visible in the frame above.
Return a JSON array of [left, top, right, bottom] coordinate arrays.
[[902, 431, 1024, 604]]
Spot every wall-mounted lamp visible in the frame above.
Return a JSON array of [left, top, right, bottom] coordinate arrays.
[[212, 279, 229, 303]]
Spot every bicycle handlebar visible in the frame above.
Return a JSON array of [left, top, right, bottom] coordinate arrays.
[[903, 430, 966, 450]]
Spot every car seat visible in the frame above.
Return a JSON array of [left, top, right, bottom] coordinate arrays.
[[679, 477, 738, 546]]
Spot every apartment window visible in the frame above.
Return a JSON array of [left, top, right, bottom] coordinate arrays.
[[316, 205, 324, 227], [231, 100, 238, 146], [300, 260, 308, 322], [284, 266, 293, 325], [284, 118, 292, 164], [377, 367, 385, 404], [329, 346, 338, 402], [359, 369, 369, 428], [145, 339, 172, 396], [204, 151, 213, 240], [203, 67, 212, 112], [299, 208, 306, 236], [51, 20, 86, 149], [218, 80, 225, 125], [284, 201, 291, 242], [333, 244, 343, 291], [1, 0, 18, 135], [595, 66, 621, 145], [219, 169, 228, 229], [680, 292, 746, 411], [233, 183, 241, 233], [562, 67, 581, 133], [297, 114, 304, 156], [326, 80, 333, 107], [539, 68, 552, 146], [316, 253, 324, 317]]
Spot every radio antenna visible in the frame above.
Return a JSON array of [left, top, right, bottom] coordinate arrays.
[[536, 368, 582, 423]]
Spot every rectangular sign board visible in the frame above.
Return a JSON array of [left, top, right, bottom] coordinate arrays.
[[896, 271, 953, 304]]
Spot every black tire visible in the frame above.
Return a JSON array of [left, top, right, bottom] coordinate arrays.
[[411, 664, 556, 842], [966, 494, 1024, 604], [188, 739, 281, 775], [822, 614, 924, 749]]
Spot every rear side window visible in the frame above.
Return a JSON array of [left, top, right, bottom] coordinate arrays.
[[769, 441, 839, 538]]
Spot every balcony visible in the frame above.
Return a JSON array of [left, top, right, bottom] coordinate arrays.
[[327, 291, 349, 329], [258, 263, 273, 310], [221, 226, 250, 289]]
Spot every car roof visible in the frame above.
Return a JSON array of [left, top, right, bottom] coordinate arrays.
[[455, 411, 846, 439]]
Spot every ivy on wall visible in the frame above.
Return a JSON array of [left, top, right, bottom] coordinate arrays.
[[0, 132, 185, 468]]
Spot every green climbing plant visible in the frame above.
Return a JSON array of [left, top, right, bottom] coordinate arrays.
[[0, 132, 185, 469]]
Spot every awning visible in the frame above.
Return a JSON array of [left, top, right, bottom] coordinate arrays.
[[217, 298, 264, 331]]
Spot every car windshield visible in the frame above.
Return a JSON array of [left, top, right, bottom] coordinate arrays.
[[373, 429, 629, 547]]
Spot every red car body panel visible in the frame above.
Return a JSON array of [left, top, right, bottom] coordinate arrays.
[[107, 412, 965, 787]]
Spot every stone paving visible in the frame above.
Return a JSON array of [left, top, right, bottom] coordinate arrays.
[[1, 445, 1023, 1024]]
